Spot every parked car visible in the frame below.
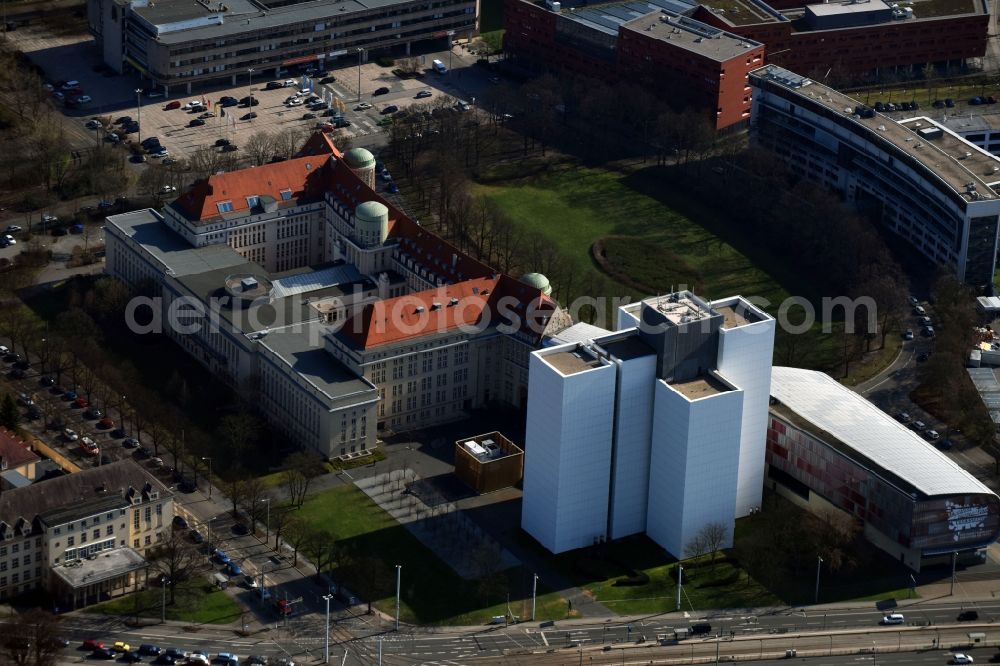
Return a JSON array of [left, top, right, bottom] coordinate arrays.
[[188, 653, 210, 665], [154, 656, 178, 665], [93, 647, 117, 659], [72, 397, 89, 408], [215, 138, 231, 147], [924, 429, 940, 441], [903, 329, 913, 340], [222, 144, 239, 152], [225, 561, 243, 576], [239, 96, 259, 106], [123, 437, 140, 448], [113, 642, 132, 653], [265, 81, 284, 90], [82, 639, 105, 650], [83, 407, 103, 419], [917, 351, 931, 362], [63, 428, 79, 441], [213, 549, 231, 564], [140, 645, 162, 656], [896, 412, 911, 423], [80, 438, 99, 456], [98, 417, 114, 429], [946, 98, 955, 107], [937, 439, 954, 451], [415, 89, 432, 99], [188, 118, 205, 127], [242, 112, 258, 120], [373, 87, 390, 96], [320, 76, 336, 84], [121, 651, 143, 663], [302, 112, 316, 120], [355, 102, 372, 110], [61, 80, 80, 91], [911, 420, 927, 432]]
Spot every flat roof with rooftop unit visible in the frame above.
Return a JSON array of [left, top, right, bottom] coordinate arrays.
[[751, 65, 1000, 202], [539, 345, 607, 376], [622, 10, 764, 60]]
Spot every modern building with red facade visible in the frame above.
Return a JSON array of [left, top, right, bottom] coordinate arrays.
[[693, 0, 989, 81], [767, 367, 1000, 572], [504, 0, 988, 130], [503, 0, 764, 130]]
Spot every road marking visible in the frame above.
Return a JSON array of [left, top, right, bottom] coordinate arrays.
[[539, 630, 548, 646]]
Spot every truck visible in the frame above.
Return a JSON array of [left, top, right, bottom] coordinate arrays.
[[432, 59, 447, 75]]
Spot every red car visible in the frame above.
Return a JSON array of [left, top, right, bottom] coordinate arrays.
[[79, 438, 99, 456], [98, 417, 114, 429], [164, 101, 181, 110], [82, 639, 104, 650], [72, 397, 89, 408]]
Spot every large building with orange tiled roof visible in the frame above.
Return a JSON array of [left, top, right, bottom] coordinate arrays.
[[105, 133, 567, 458]]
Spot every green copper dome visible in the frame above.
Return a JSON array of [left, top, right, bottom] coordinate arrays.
[[520, 272, 552, 296], [343, 147, 376, 170]]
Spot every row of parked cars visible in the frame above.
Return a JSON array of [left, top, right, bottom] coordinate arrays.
[[81, 641, 287, 665]]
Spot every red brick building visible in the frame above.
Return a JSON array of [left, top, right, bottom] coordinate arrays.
[[503, 0, 765, 130], [504, 0, 988, 130]]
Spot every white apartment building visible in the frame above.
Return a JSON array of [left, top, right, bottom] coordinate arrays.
[[521, 292, 774, 557], [750, 64, 1000, 290], [0, 460, 173, 609], [105, 135, 559, 458]]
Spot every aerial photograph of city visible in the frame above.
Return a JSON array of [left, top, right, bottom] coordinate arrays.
[[4, 0, 1000, 661]]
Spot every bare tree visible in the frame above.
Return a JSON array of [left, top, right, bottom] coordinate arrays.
[[0, 608, 64, 666], [239, 477, 269, 533], [150, 528, 206, 603], [283, 514, 308, 566], [244, 130, 277, 167], [222, 477, 247, 517], [302, 528, 339, 579], [281, 451, 321, 507]]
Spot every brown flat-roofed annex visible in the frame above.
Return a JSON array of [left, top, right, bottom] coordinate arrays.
[[544, 348, 605, 375], [671, 373, 732, 398]]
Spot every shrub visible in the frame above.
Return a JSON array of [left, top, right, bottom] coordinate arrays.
[[376, 56, 395, 67], [612, 570, 650, 587]]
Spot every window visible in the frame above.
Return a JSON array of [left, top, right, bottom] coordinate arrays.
[[10, 574, 16, 584], [11, 544, 18, 554], [144, 507, 151, 523], [280, 190, 293, 201], [133, 539, 140, 549], [67, 536, 74, 547], [134, 510, 140, 530], [216, 201, 234, 213], [92, 530, 99, 540], [10, 558, 16, 569], [106, 526, 113, 536], [144, 536, 151, 546], [22, 555, 29, 565], [246, 195, 259, 208]]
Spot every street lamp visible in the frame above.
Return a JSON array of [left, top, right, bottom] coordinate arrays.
[[356, 48, 365, 102], [395, 564, 401, 630], [815, 556, 823, 604], [531, 573, 538, 621], [201, 456, 212, 498], [248, 68, 255, 122], [134, 88, 143, 146], [260, 497, 271, 544], [161, 578, 171, 623], [323, 593, 333, 663], [872, 641, 877, 665]]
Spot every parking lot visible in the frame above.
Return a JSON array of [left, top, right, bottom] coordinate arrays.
[[6, 21, 489, 159]]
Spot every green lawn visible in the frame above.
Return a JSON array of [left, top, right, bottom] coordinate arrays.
[[296, 485, 569, 625], [519, 535, 779, 615], [476, 163, 898, 385], [91, 579, 242, 625]]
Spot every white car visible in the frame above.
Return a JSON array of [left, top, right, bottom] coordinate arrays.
[[3, 236, 16, 246], [85, 119, 102, 129], [63, 429, 79, 441], [287, 98, 303, 106], [61, 80, 80, 90], [283, 79, 296, 87], [355, 102, 372, 110], [182, 100, 199, 109], [950, 655, 974, 665], [150, 456, 164, 467], [159, 185, 177, 194], [0, 345, 8, 354], [880, 613, 905, 625], [187, 653, 210, 665], [74, 95, 92, 104]]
